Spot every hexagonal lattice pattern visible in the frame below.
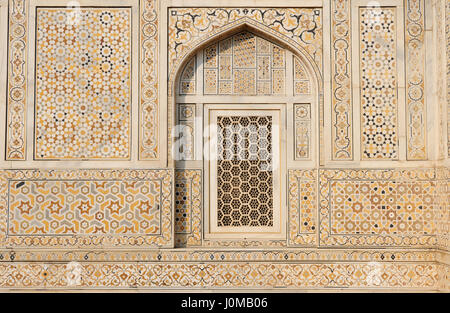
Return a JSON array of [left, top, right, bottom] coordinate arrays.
[[217, 116, 273, 227]]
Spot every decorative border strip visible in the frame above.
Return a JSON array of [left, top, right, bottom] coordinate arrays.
[[438, 262, 450, 291], [436, 0, 446, 159], [139, 0, 159, 159], [6, 0, 27, 160], [331, 0, 353, 160], [319, 168, 437, 247], [0, 169, 173, 248], [0, 249, 436, 263], [405, 0, 427, 160], [435, 167, 449, 252], [175, 169, 202, 247], [0, 262, 439, 289], [447, 0, 450, 158], [288, 170, 317, 246]]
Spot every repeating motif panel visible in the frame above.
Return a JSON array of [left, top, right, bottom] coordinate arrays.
[[201, 32, 285, 96], [447, 0, 450, 158], [319, 169, 436, 247], [331, 0, 353, 160], [0, 262, 438, 290], [175, 170, 202, 247], [405, 0, 427, 160], [179, 57, 196, 95], [140, 0, 159, 160], [359, 8, 398, 160], [35, 8, 131, 159], [6, 0, 28, 160], [436, 167, 450, 252], [175, 104, 195, 161], [0, 248, 436, 263], [288, 170, 317, 246], [9, 180, 161, 235], [293, 56, 310, 95], [0, 170, 173, 248], [294, 104, 311, 160]]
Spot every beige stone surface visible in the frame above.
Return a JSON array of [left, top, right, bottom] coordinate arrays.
[[0, 0, 448, 292]]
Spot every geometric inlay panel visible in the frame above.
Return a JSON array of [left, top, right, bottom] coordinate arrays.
[[405, 0, 427, 160], [179, 57, 196, 95], [216, 115, 273, 227], [293, 56, 310, 95], [319, 169, 436, 247], [330, 181, 434, 235], [288, 170, 316, 246], [175, 104, 195, 161], [35, 8, 131, 159], [359, 8, 398, 159], [0, 169, 173, 248], [202, 31, 285, 96], [9, 180, 161, 235], [174, 170, 202, 247]]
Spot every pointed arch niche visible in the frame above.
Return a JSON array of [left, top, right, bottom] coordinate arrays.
[[170, 23, 320, 242]]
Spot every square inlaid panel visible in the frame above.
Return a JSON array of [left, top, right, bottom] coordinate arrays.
[[319, 169, 436, 247], [34, 8, 131, 159]]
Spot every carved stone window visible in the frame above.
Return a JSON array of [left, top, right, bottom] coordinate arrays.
[[175, 30, 316, 240]]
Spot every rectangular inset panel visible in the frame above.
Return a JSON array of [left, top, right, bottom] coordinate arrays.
[[139, 0, 159, 160], [179, 57, 196, 95], [6, 0, 28, 160], [405, 0, 427, 160], [204, 43, 218, 68], [34, 8, 131, 159], [272, 45, 285, 68], [232, 32, 256, 68], [331, 0, 353, 160], [219, 55, 232, 80], [319, 169, 436, 247], [175, 170, 202, 247], [0, 169, 173, 248], [293, 56, 310, 95], [9, 180, 161, 235], [233, 69, 256, 95], [175, 104, 195, 161], [204, 69, 218, 94], [207, 108, 283, 239], [359, 8, 398, 160], [288, 170, 316, 246], [272, 69, 285, 95], [294, 104, 311, 160], [257, 56, 270, 80]]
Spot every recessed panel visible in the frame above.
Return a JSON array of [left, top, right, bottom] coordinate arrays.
[[34, 8, 131, 159]]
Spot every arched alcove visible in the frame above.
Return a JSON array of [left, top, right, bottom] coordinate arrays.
[[167, 19, 323, 167], [170, 22, 321, 244]]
